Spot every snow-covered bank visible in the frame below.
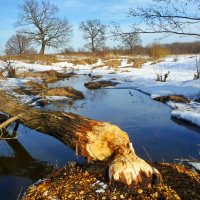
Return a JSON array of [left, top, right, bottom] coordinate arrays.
[[0, 54, 200, 127]]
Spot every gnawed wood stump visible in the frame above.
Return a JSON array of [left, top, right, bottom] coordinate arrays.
[[0, 90, 161, 185]]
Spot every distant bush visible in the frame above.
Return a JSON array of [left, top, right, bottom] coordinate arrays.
[[149, 45, 170, 60], [0, 54, 60, 65]]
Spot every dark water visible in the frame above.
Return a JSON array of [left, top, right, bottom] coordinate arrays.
[[0, 75, 200, 199]]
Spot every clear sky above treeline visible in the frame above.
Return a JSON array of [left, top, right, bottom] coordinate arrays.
[[0, 0, 196, 53]]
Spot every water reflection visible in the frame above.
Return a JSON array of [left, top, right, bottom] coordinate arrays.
[[0, 139, 51, 179], [0, 138, 53, 200], [171, 117, 200, 134]]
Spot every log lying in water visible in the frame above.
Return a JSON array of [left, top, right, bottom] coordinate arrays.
[[0, 90, 161, 185]]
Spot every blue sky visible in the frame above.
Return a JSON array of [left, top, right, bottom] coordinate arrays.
[[0, 0, 197, 53]]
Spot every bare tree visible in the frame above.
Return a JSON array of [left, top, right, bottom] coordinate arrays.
[[79, 19, 106, 52], [128, 0, 200, 38], [111, 24, 141, 53], [5, 34, 34, 55], [16, 0, 72, 55]]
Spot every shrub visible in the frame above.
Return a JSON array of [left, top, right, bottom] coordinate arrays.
[[155, 71, 170, 82]]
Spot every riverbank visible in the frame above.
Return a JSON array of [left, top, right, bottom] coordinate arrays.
[[23, 161, 200, 200]]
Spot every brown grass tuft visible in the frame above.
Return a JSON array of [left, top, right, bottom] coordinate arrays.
[[84, 81, 119, 90], [104, 60, 121, 70], [154, 95, 190, 103], [67, 57, 98, 65], [43, 87, 84, 99], [133, 58, 148, 68], [149, 45, 171, 60]]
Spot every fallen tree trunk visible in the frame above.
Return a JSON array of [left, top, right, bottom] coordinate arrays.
[[0, 90, 161, 185]]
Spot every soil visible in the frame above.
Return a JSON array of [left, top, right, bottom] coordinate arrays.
[[84, 81, 119, 90], [23, 162, 200, 200]]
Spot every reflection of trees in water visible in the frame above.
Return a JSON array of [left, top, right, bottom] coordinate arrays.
[[0, 139, 52, 180]]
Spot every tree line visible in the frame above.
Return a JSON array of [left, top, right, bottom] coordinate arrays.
[[4, 0, 200, 56]]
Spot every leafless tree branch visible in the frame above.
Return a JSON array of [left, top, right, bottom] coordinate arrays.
[[79, 19, 106, 52], [16, 0, 72, 55]]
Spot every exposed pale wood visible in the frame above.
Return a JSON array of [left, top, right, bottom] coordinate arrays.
[[0, 115, 20, 130], [0, 90, 161, 185]]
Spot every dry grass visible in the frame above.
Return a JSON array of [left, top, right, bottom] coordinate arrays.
[[154, 95, 190, 103], [17, 70, 73, 84], [0, 70, 6, 79], [0, 54, 60, 65], [67, 57, 98, 65], [15, 80, 84, 100], [133, 58, 148, 68], [13, 81, 47, 96], [149, 46, 171, 60], [127, 58, 134, 64], [121, 70, 131, 73], [43, 87, 84, 99], [103, 60, 121, 70], [84, 81, 119, 89]]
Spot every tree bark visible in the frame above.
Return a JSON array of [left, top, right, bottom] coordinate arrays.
[[39, 41, 46, 55], [0, 90, 161, 185]]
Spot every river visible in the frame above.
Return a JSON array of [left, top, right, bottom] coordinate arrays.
[[0, 75, 200, 199]]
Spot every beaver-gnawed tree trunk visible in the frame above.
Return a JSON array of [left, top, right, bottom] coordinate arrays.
[[0, 90, 161, 185]]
